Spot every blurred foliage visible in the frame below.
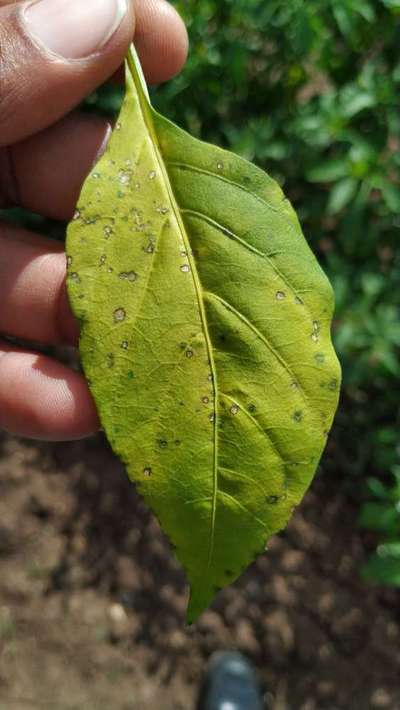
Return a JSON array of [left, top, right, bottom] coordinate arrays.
[[15, 0, 400, 582], [360, 467, 400, 584]]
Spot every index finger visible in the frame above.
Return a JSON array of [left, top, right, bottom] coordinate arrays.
[[0, 0, 187, 147]]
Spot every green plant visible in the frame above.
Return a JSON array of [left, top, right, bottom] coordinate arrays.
[[360, 467, 400, 584]]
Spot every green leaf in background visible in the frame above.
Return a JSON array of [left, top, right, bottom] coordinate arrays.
[[327, 177, 359, 214], [381, 180, 400, 212], [307, 158, 349, 183], [380, 0, 400, 10], [66, 47, 341, 623], [362, 544, 400, 586]]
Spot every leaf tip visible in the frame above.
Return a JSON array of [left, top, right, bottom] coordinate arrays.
[[186, 584, 214, 626]]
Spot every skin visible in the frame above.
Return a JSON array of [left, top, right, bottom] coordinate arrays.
[[0, 0, 188, 441]]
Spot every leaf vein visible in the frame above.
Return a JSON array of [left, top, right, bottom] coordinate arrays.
[[180, 208, 305, 305], [167, 161, 279, 215], [218, 490, 267, 529], [219, 466, 268, 497], [205, 292, 308, 405], [220, 392, 287, 466], [180, 209, 266, 258]]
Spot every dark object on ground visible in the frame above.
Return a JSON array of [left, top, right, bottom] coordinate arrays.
[[197, 651, 263, 710]]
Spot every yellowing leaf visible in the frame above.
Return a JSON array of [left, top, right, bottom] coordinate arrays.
[[66, 47, 341, 623]]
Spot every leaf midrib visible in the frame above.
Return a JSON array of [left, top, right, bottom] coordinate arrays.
[[127, 47, 219, 577]]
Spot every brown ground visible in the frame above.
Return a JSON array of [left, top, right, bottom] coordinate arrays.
[[0, 431, 399, 710]]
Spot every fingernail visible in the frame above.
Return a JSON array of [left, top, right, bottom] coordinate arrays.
[[23, 0, 128, 60]]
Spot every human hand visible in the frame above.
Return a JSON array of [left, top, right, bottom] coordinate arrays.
[[0, 0, 188, 441]]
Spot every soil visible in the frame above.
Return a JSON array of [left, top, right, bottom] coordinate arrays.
[[0, 430, 399, 710]]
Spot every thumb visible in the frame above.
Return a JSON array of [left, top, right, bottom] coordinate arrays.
[[0, 0, 135, 147]]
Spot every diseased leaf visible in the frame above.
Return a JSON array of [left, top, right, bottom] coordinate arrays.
[[66, 47, 341, 623]]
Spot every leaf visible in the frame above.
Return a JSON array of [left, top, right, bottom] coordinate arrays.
[[381, 181, 400, 212], [359, 502, 400, 536], [327, 177, 359, 214], [341, 89, 375, 118], [307, 158, 349, 183], [362, 546, 400, 586], [66, 47, 341, 623], [380, 0, 400, 9]]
